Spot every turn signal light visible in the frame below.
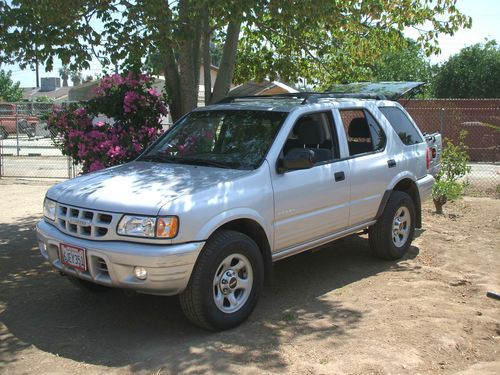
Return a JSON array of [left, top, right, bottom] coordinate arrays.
[[156, 217, 179, 238]]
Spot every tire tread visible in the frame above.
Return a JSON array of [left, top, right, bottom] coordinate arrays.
[[369, 191, 416, 260], [179, 230, 262, 330]]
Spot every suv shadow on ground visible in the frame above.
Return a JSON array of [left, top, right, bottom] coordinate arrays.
[[0, 217, 420, 373]]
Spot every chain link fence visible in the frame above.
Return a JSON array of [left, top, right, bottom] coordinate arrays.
[[0, 102, 79, 179], [405, 99, 500, 197], [1, 99, 499, 196]]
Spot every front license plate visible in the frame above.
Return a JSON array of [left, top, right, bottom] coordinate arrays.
[[59, 243, 87, 272]]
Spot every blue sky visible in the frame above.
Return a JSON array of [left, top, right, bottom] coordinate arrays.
[[3, 0, 500, 88]]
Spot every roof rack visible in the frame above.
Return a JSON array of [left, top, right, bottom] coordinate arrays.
[[217, 91, 386, 105]]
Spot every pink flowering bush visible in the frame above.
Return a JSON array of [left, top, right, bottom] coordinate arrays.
[[48, 72, 168, 173]]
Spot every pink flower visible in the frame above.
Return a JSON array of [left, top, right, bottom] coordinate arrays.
[[73, 108, 86, 117], [89, 160, 105, 172], [123, 91, 144, 113], [77, 144, 87, 158], [148, 88, 160, 97], [133, 143, 142, 152]]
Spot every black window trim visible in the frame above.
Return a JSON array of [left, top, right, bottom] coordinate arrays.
[[338, 107, 387, 159], [277, 109, 343, 173], [378, 105, 424, 147]]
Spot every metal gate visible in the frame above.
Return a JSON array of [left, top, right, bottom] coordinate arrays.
[[0, 102, 77, 179]]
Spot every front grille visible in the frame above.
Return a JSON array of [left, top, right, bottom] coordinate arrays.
[[56, 203, 118, 240]]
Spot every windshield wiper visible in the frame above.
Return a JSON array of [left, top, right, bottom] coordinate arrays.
[[172, 157, 241, 169], [139, 154, 176, 163]]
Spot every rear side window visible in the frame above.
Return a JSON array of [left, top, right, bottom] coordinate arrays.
[[379, 107, 424, 145], [339, 109, 386, 156]]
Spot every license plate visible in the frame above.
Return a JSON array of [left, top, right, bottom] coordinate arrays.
[[59, 243, 87, 272]]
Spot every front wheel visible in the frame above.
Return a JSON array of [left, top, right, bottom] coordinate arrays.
[[179, 230, 264, 331], [369, 191, 416, 260]]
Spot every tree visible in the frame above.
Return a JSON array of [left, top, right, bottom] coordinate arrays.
[[0, 1, 471, 120], [70, 71, 82, 86], [47, 73, 167, 173], [373, 40, 434, 86], [0, 69, 23, 102], [432, 131, 471, 214], [34, 95, 54, 103], [58, 65, 70, 87], [434, 41, 500, 98]]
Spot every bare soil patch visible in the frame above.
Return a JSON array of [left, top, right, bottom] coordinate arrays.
[[0, 180, 499, 374]]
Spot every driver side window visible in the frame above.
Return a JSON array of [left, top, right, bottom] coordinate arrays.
[[282, 112, 339, 165]]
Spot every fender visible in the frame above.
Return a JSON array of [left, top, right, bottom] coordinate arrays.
[[376, 173, 423, 228], [196, 207, 273, 246]]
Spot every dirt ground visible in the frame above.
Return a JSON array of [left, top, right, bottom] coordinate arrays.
[[0, 179, 499, 375]]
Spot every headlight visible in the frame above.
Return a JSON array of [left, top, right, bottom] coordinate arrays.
[[43, 198, 56, 221], [117, 215, 178, 238]]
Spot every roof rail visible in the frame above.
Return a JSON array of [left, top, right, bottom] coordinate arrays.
[[217, 92, 317, 105], [217, 91, 386, 105]]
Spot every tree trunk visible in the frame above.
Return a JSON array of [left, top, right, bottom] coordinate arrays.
[[163, 47, 182, 122], [433, 197, 447, 214], [202, 5, 212, 105], [210, 19, 241, 104], [166, 0, 203, 121]]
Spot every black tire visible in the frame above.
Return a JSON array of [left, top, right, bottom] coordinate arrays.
[[369, 191, 416, 260], [26, 125, 36, 138], [66, 275, 109, 293], [179, 230, 264, 331]]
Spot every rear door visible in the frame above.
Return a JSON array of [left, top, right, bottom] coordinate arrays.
[[335, 107, 395, 226]]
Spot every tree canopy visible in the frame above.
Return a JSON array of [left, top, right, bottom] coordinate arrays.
[[370, 40, 433, 82], [433, 41, 500, 98], [0, 0, 471, 119], [0, 69, 23, 102]]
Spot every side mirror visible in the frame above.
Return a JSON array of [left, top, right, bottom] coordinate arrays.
[[278, 149, 315, 173]]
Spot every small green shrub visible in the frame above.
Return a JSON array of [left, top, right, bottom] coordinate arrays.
[[432, 131, 471, 214]]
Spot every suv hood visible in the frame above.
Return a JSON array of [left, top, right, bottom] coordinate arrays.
[[47, 161, 251, 215]]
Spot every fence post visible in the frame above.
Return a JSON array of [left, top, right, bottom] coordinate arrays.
[[440, 108, 445, 136], [0, 137, 3, 178], [15, 103, 20, 156]]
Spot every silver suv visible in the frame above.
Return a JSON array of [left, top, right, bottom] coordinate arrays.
[[37, 87, 439, 330]]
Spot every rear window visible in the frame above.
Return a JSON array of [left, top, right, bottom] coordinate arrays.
[[379, 107, 424, 145]]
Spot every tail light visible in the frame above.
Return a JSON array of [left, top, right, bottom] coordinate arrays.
[[426, 147, 431, 170]]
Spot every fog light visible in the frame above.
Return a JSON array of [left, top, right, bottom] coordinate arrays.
[[134, 266, 148, 280]]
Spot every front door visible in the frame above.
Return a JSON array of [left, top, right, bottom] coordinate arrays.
[[271, 111, 350, 251]]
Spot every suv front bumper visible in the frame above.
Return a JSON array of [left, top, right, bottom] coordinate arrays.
[[36, 220, 204, 296]]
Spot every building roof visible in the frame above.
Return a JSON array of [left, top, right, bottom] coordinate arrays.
[[22, 86, 71, 101], [227, 80, 298, 97]]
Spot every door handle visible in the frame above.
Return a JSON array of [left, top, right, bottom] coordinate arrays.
[[387, 159, 396, 168], [334, 171, 345, 182]]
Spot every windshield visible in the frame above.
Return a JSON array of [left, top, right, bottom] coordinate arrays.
[[140, 110, 287, 169]]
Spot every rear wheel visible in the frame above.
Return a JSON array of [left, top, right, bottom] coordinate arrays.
[[369, 191, 416, 260], [179, 230, 264, 331]]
